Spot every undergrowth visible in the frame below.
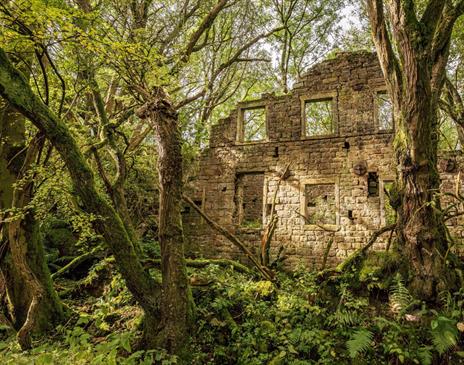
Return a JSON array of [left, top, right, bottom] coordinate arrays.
[[1, 262, 464, 364]]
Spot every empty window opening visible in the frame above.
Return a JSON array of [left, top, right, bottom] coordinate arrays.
[[273, 146, 279, 158], [266, 203, 273, 216], [368, 172, 379, 197], [181, 199, 204, 226], [348, 210, 354, 220], [241, 107, 266, 142], [304, 99, 334, 137], [182, 200, 202, 215], [234, 172, 264, 228], [304, 183, 336, 225], [375, 91, 393, 130]]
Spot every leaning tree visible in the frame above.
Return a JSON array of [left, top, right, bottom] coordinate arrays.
[[367, 0, 464, 299]]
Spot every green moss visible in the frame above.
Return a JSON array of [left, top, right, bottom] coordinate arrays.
[[392, 122, 411, 154], [359, 251, 401, 289], [241, 220, 262, 229]]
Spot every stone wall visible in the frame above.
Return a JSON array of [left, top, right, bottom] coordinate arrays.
[[184, 51, 464, 269]]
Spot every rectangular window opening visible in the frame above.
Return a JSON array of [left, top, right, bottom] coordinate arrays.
[[234, 172, 264, 228], [181, 199, 203, 225], [304, 183, 336, 225], [376, 91, 393, 130], [368, 172, 379, 197], [304, 99, 334, 137], [242, 107, 266, 142], [266, 203, 273, 216]]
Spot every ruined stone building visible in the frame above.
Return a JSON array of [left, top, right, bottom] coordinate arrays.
[[184, 51, 464, 268]]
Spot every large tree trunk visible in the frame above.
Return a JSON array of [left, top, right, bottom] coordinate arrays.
[[394, 81, 450, 298], [0, 48, 161, 348], [0, 102, 64, 347], [136, 88, 194, 353], [367, 0, 464, 299]]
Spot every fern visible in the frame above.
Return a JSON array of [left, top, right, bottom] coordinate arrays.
[[346, 328, 374, 358], [417, 346, 433, 365], [331, 284, 363, 326], [333, 309, 357, 326], [389, 273, 413, 314], [431, 316, 458, 355]]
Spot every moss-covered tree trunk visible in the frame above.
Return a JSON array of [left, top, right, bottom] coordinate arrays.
[[137, 88, 194, 353], [7, 139, 64, 348], [0, 101, 64, 347], [367, 0, 464, 299], [0, 48, 161, 348], [394, 88, 450, 298]]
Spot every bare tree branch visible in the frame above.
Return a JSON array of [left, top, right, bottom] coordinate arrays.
[[182, 0, 229, 61]]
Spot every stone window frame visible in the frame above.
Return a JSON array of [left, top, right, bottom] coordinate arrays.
[[373, 87, 394, 132], [236, 100, 269, 143], [300, 92, 338, 139], [379, 175, 395, 227], [299, 177, 340, 229]]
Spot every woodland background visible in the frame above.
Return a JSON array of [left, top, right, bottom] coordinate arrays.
[[1, 0, 464, 364]]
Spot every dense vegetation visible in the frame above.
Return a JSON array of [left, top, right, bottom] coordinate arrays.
[[1, 0, 464, 363], [2, 258, 464, 364]]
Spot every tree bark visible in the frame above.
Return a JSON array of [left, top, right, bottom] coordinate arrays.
[[0, 101, 64, 345], [136, 88, 194, 354], [395, 86, 449, 298], [366, 0, 464, 299]]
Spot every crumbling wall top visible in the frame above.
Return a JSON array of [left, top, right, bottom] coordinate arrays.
[[209, 51, 388, 148]]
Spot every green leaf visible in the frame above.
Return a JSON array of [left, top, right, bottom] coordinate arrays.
[[346, 328, 374, 358], [120, 335, 131, 353], [417, 347, 432, 365], [431, 316, 458, 355]]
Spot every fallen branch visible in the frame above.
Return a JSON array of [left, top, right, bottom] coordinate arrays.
[[318, 224, 396, 280], [51, 251, 99, 280], [144, 257, 253, 275], [336, 224, 396, 272], [182, 195, 274, 281]]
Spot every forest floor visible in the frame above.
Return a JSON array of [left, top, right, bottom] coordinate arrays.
[[0, 254, 463, 364]]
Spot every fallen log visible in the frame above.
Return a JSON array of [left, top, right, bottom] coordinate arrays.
[[144, 257, 253, 275], [51, 250, 99, 280], [317, 224, 396, 281]]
